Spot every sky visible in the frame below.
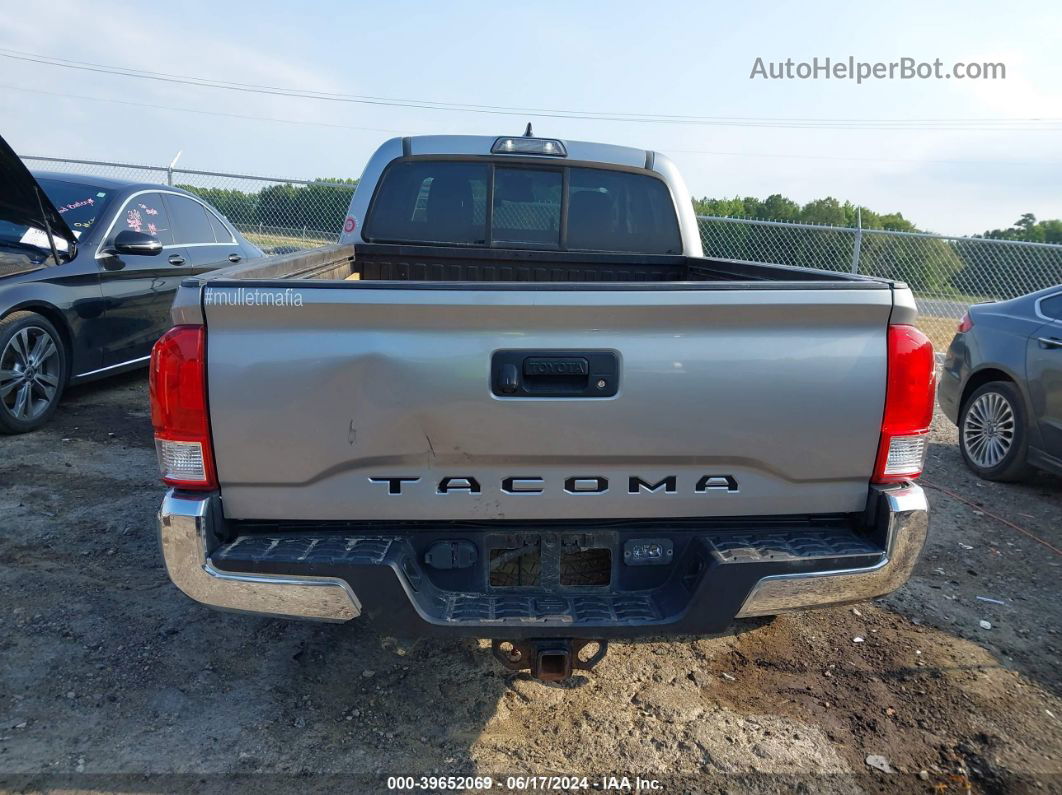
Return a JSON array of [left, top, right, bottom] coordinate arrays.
[[1, 0, 1060, 235]]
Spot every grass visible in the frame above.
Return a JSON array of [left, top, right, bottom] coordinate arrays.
[[243, 230, 334, 253], [919, 315, 960, 354]]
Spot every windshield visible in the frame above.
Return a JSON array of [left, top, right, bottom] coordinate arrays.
[[364, 160, 682, 254], [0, 177, 112, 256], [39, 178, 112, 236]]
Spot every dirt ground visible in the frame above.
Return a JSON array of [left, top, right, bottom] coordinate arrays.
[[0, 371, 1060, 793]]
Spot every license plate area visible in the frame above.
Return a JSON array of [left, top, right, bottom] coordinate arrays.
[[489, 539, 542, 587], [487, 532, 614, 590]]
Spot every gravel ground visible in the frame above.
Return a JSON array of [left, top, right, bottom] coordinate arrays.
[[0, 371, 1060, 793]]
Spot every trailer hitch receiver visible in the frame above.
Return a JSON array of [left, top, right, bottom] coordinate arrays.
[[492, 638, 608, 681]]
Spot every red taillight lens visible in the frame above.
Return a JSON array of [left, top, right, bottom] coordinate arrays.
[[149, 325, 216, 490], [872, 324, 936, 483], [957, 311, 973, 333]]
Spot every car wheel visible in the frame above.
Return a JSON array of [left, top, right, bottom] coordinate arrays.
[[0, 311, 68, 434], [958, 381, 1033, 482]]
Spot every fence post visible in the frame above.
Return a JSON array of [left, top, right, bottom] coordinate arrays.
[[167, 150, 182, 186], [850, 207, 862, 273]]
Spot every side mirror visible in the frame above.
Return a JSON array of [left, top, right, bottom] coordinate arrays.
[[112, 230, 163, 256]]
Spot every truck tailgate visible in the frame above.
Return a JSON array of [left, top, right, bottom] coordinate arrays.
[[203, 283, 892, 520]]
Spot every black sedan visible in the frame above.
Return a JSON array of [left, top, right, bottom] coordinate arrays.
[[0, 138, 262, 433], [938, 285, 1062, 480]]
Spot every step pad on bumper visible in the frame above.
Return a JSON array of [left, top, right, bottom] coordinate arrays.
[[443, 593, 659, 624], [705, 529, 881, 564], [213, 530, 878, 570], [209, 524, 884, 631], [213, 535, 396, 566]]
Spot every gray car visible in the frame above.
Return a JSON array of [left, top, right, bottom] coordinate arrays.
[[938, 285, 1062, 480]]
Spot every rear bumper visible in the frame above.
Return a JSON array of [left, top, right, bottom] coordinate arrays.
[[157, 491, 360, 622], [735, 484, 927, 617], [157, 484, 927, 637]]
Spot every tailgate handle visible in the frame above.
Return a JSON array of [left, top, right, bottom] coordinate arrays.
[[499, 363, 520, 394], [492, 350, 618, 398]]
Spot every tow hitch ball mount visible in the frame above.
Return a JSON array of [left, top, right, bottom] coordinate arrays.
[[492, 638, 608, 681]]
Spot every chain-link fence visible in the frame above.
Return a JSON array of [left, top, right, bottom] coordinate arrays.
[[698, 216, 1062, 320], [23, 155, 1062, 324], [24, 155, 355, 253]]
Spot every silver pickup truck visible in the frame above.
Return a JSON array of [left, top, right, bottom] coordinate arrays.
[[153, 133, 933, 681]]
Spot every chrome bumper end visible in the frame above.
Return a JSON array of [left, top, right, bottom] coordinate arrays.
[[157, 490, 360, 622], [736, 483, 929, 618]]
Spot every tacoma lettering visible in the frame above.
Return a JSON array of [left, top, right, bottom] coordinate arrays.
[[367, 475, 738, 494]]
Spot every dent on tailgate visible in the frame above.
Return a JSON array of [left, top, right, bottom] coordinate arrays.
[[202, 284, 891, 521]]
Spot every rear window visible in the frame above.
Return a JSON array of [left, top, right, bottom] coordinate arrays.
[[206, 210, 234, 243], [366, 161, 488, 245], [166, 195, 217, 244], [1040, 293, 1062, 321], [567, 168, 681, 254], [492, 167, 561, 247], [365, 159, 680, 253]]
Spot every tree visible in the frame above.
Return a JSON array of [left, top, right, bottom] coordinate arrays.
[[1041, 220, 1062, 244], [800, 197, 846, 226], [180, 178, 359, 237], [980, 213, 1062, 244], [760, 194, 800, 221], [176, 185, 257, 226], [877, 212, 917, 232]]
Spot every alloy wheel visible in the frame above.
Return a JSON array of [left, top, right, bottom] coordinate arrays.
[[962, 391, 1015, 469], [0, 326, 62, 422]]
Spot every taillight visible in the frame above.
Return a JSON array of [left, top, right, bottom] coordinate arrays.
[[957, 311, 973, 333], [872, 324, 935, 483], [149, 325, 217, 490]]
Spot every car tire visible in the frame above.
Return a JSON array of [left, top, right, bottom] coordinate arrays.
[[0, 311, 68, 434], [958, 381, 1033, 482]]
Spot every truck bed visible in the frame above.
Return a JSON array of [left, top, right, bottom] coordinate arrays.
[[193, 243, 880, 286]]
